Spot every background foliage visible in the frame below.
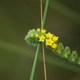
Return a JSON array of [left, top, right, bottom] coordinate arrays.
[[0, 0, 80, 80]]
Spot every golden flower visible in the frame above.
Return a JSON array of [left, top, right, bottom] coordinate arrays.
[[39, 35, 45, 42], [52, 36, 59, 42], [45, 32, 53, 39], [51, 43, 57, 49], [41, 29, 46, 34], [37, 28, 40, 32], [45, 39, 54, 46]]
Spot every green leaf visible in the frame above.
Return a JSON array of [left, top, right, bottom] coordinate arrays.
[[69, 51, 78, 62], [56, 42, 64, 54], [63, 46, 71, 58]]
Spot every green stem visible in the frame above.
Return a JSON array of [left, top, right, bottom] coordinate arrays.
[[30, 44, 40, 80], [29, 0, 49, 80], [42, 0, 49, 29]]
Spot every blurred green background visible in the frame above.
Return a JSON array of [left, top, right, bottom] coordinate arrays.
[[0, 0, 80, 80]]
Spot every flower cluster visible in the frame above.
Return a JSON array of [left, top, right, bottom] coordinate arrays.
[[25, 28, 80, 65], [25, 28, 59, 49]]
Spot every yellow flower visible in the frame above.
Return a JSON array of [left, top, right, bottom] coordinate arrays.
[[39, 35, 45, 42], [45, 39, 54, 46], [37, 28, 40, 32], [41, 29, 46, 34], [52, 36, 59, 42], [35, 34, 39, 38], [51, 43, 57, 49], [45, 32, 53, 39]]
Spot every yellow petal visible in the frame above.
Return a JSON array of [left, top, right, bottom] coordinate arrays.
[[45, 39, 54, 46], [39, 35, 45, 42], [52, 36, 59, 42], [51, 43, 57, 49], [41, 29, 46, 34], [45, 32, 53, 39]]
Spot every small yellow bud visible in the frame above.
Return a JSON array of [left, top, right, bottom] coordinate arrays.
[[32, 29, 35, 31], [35, 34, 39, 37], [51, 43, 57, 49], [37, 28, 40, 32], [30, 34, 33, 37], [41, 29, 46, 34]]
